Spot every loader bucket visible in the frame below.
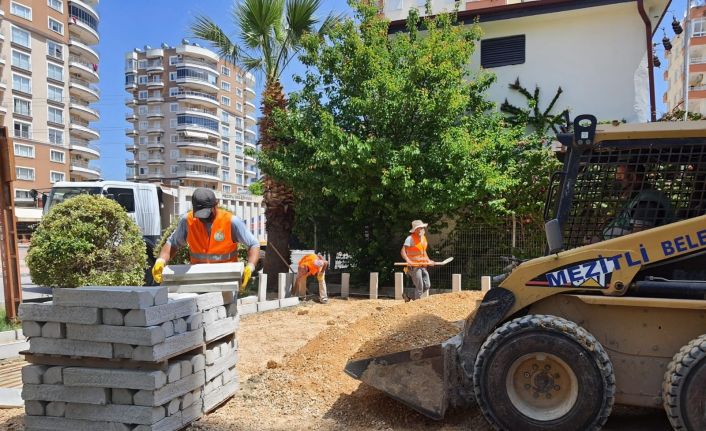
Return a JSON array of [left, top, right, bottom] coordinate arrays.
[[344, 333, 464, 420]]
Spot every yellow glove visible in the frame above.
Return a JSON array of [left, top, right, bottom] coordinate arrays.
[[152, 258, 166, 284], [316, 272, 325, 282], [240, 263, 255, 294]]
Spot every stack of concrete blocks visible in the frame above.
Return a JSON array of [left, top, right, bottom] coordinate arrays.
[[17, 286, 239, 431]]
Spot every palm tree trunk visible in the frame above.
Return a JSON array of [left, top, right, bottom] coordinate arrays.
[[260, 79, 295, 290]]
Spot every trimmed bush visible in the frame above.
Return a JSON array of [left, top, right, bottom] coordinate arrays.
[[27, 194, 146, 288]]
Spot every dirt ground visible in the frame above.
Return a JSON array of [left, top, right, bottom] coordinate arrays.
[[0, 295, 674, 431]]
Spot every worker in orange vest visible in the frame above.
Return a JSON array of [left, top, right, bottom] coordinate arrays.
[[401, 220, 436, 300], [294, 253, 329, 303], [151, 188, 260, 292]]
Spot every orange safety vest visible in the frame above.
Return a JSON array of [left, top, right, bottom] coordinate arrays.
[[404, 233, 429, 265], [299, 254, 322, 276], [186, 209, 239, 264]]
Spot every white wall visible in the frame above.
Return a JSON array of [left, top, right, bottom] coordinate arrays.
[[471, 3, 649, 123], [383, 0, 459, 21]]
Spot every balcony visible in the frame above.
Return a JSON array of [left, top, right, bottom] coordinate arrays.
[[125, 112, 138, 122], [176, 139, 220, 153], [147, 172, 164, 180], [69, 57, 99, 82], [125, 143, 137, 152], [69, 102, 100, 122], [176, 124, 221, 138], [147, 110, 164, 119], [125, 82, 137, 91], [175, 58, 218, 73], [69, 38, 99, 64], [70, 162, 101, 179], [126, 159, 138, 166], [69, 77, 100, 102], [125, 128, 138, 137], [245, 141, 257, 149], [177, 169, 219, 182], [68, 10, 99, 45], [176, 44, 220, 63], [69, 141, 100, 159], [244, 101, 256, 113], [146, 60, 164, 73], [178, 107, 219, 122], [245, 128, 257, 137], [146, 126, 164, 135], [147, 141, 165, 149], [245, 114, 257, 125], [245, 169, 257, 176], [244, 87, 256, 100], [125, 97, 137, 106], [176, 74, 219, 92], [147, 95, 164, 104], [147, 156, 165, 165], [70, 121, 100, 141], [147, 79, 164, 88], [177, 155, 220, 167], [175, 90, 219, 108]]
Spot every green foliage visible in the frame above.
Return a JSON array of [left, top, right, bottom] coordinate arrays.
[[248, 180, 264, 196], [659, 109, 704, 121], [259, 2, 558, 279], [500, 78, 570, 135], [27, 195, 146, 288]]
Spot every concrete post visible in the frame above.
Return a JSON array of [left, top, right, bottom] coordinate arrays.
[[369, 273, 378, 300], [481, 276, 491, 293], [341, 273, 350, 298], [452, 274, 461, 293], [394, 272, 404, 300], [278, 273, 287, 299], [258, 273, 268, 302]]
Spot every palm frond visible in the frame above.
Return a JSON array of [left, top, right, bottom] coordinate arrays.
[[191, 16, 241, 65], [317, 11, 345, 38], [237, 0, 285, 50], [286, 0, 321, 43]]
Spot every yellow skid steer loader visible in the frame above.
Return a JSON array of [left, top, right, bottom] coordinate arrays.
[[345, 115, 706, 430]]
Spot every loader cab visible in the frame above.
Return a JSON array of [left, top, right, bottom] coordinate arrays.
[[544, 116, 706, 283]]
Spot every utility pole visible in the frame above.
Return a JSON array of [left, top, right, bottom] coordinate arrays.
[[0, 127, 22, 320], [684, 0, 693, 120]]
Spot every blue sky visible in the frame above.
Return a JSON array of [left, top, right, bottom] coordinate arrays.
[[93, 0, 685, 181]]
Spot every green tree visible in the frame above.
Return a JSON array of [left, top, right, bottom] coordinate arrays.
[[500, 78, 570, 135], [260, 3, 557, 279], [27, 195, 146, 288], [192, 0, 341, 287]]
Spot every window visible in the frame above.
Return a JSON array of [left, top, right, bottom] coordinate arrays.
[[138, 75, 148, 84], [138, 90, 148, 100], [12, 50, 30, 70], [235, 117, 243, 128], [48, 17, 63, 34], [16, 167, 35, 181], [221, 126, 230, 137], [171, 165, 178, 174], [222, 171, 230, 181], [47, 85, 63, 103], [48, 106, 64, 124], [48, 63, 63, 81], [138, 106, 148, 114], [169, 56, 178, 65], [139, 121, 148, 129], [170, 150, 179, 159], [47, 40, 63, 60], [170, 134, 177, 143], [138, 60, 147, 69], [170, 103, 178, 112], [236, 88, 242, 97], [106, 188, 135, 212], [48, 128, 63, 145], [11, 2, 31, 20], [236, 102, 242, 111], [480, 35, 525, 68], [221, 112, 230, 122], [12, 74, 31, 93], [223, 184, 231, 193], [221, 81, 231, 91], [221, 96, 231, 106], [169, 72, 177, 81], [222, 141, 229, 152], [50, 171, 65, 183], [221, 66, 230, 76], [14, 121, 31, 139], [15, 189, 33, 201], [236, 74, 243, 83], [139, 167, 146, 175], [222, 155, 229, 166], [169, 87, 179, 97], [177, 114, 218, 131], [170, 119, 178, 128], [48, 0, 62, 12], [13, 97, 31, 116], [236, 174, 243, 185], [14, 143, 34, 158], [694, 18, 706, 37], [235, 130, 244, 142], [50, 149, 65, 163], [139, 136, 147, 145], [11, 26, 30, 48]]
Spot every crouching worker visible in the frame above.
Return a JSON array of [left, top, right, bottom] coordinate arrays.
[[151, 188, 260, 293], [294, 253, 329, 303]]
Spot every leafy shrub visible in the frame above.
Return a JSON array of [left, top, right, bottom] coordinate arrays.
[[27, 194, 146, 288]]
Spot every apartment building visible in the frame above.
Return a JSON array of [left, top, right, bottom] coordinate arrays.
[[663, 4, 706, 115], [1, 0, 101, 213], [124, 41, 258, 197]]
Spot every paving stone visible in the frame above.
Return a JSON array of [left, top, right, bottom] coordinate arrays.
[[257, 300, 280, 313], [203, 308, 217, 325], [226, 303, 238, 317], [124, 297, 197, 327], [206, 352, 238, 382], [185, 312, 203, 331], [238, 295, 258, 305], [22, 321, 42, 338], [165, 282, 240, 294], [222, 367, 235, 385], [132, 329, 203, 362], [65, 402, 166, 425], [162, 263, 243, 283], [205, 347, 220, 365], [41, 322, 65, 338], [63, 368, 166, 390], [28, 337, 113, 358], [179, 359, 193, 377], [167, 398, 180, 415], [43, 366, 63, 385], [102, 309, 125, 326], [167, 363, 181, 383], [190, 354, 205, 372], [46, 401, 66, 417], [279, 297, 300, 308], [25, 400, 45, 416], [53, 286, 168, 309], [133, 370, 205, 407], [215, 306, 226, 320], [131, 411, 182, 431], [191, 387, 202, 402], [204, 374, 222, 395], [24, 416, 132, 431], [238, 302, 257, 315], [203, 378, 238, 412], [204, 316, 237, 342], [66, 323, 166, 346], [173, 318, 186, 335], [181, 391, 194, 409], [22, 384, 110, 405], [194, 292, 235, 311], [111, 388, 134, 405], [161, 321, 174, 338], [113, 343, 134, 359], [21, 365, 47, 384], [19, 303, 101, 325]]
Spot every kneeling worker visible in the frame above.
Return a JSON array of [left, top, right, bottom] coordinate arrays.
[[294, 253, 328, 303], [152, 188, 260, 292]]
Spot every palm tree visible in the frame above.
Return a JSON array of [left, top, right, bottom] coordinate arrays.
[[192, 0, 340, 286]]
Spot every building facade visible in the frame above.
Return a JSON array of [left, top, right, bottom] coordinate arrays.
[[1, 0, 101, 211], [124, 41, 258, 197], [663, 4, 706, 115], [382, 0, 669, 123]]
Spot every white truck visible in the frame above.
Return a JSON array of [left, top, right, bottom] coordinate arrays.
[[43, 181, 178, 284]]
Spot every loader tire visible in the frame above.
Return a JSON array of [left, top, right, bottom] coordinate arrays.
[[662, 333, 706, 431], [473, 314, 615, 431]]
